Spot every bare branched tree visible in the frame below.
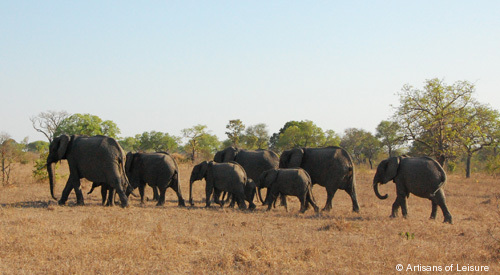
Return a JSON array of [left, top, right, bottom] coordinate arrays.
[[30, 110, 70, 142]]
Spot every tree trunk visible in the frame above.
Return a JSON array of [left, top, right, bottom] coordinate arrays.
[[466, 153, 472, 178]]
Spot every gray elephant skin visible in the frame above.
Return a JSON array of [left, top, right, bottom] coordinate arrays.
[[125, 152, 185, 207], [373, 156, 452, 224], [47, 134, 129, 207], [214, 146, 279, 202], [189, 161, 253, 210], [279, 146, 359, 212], [259, 168, 319, 213], [87, 182, 114, 206]]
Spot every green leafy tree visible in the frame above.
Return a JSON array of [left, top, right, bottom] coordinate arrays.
[[134, 131, 180, 152], [394, 78, 476, 166], [242, 123, 270, 149], [225, 119, 245, 147], [182, 125, 220, 162], [324, 130, 341, 147], [26, 141, 49, 153], [341, 128, 381, 168], [272, 120, 326, 151], [456, 103, 500, 177], [376, 120, 404, 157], [55, 113, 120, 138]]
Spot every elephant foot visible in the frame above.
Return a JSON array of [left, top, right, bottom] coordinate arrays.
[[120, 201, 129, 208], [389, 214, 397, 218], [352, 206, 360, 213], [57, 200, 66, 206], [322, 205, 332, 212], [248, 203, 256, 211], [76, 201, 85, 206], [443, 216, 453, 224], [429, 215, 437, 220], [314, 207, 319, 213], [178, 200, 186, 207]]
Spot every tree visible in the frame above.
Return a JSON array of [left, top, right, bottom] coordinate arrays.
[[30, 110, 70, 142], [133, 131, 180, 153], [376, 120, 403, 157], [242, 123, 270, 149], [394, 78, 476, 166], [55, 113, 120, 138], [1, 133, 24, 185], [182, 125, 220, 162], [225, 119, 245, 147], [456, 103, 500, 178], [272, 120, 326, 151], [324, 130, 341, 147]]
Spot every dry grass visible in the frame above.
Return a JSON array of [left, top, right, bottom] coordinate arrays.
[[1, 162, 499, 274]]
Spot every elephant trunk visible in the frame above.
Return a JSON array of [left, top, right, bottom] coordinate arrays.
[[47, 162, 57, 200], [373, 181, 388, 200]]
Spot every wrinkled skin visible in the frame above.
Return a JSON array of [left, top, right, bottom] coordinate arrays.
[[279, 147, 359, 212], [189, 161, 248, 210], [47, 135, 129, 207], [373, 156, 452, 224], [125, 152, 185, 207], [259, 168, 319, 213], [214, 147, 279, 203]]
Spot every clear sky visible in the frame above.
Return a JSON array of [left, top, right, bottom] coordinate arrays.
[[1, 1, 499, 143]]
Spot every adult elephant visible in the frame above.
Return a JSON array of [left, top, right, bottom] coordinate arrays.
[[279, 146, 359, 212], [373, 156, 452, 223], [125, 152, 185, 207], [214, 146, 279, 202], [47, 134, 130, 207]]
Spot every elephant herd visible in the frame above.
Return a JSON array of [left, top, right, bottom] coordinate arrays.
[[47, 135, 453, 224]]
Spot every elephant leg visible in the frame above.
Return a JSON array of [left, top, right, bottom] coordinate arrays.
[[344, 186, 360, 213], [430, 200, 438, 220], [279, 194, 288, 211], [322, 187, 337, 212], [236, 194, 247, 210], [434, 189, 453, 224], [139, 184, 146, 204], [152, 186, 160, 201], [400, 196, 409, 218], [108, 177, 128, 208], [100, 185, 107, 206], [307, 192, 319, 213], [299, 193, 307, 213], [213, 188, 223, 207], [105, 188, 115, 206], [390, 198, 401, 218], [59, 175, 79, 205], [156, 185, 167, 206], [205, 182, 213, 208], [169, 179, 186, 207]]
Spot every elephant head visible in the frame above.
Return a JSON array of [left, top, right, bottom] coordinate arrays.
[[214, 147, 239, 163], [258, 169, 279, 205], [373, 156, 401, 200], [279, 148, 304, 168], [47, 134, 71, 200], [189, 161, 210, 206]]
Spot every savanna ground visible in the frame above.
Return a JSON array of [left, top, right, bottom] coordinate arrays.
[[0, 162, 499, 274]]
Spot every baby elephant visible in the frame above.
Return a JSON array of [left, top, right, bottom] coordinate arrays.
[[373, 156, 452, 224], [258, 168, 319, 213], [189, 161, 249, 210]]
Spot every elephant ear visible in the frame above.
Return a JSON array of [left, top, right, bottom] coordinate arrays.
[[57, 134, 70, 160], [383, 157, 400, 183], [125, 152, 134, 173], [264, 169, 279, 187], [288, 148, 304, 168]]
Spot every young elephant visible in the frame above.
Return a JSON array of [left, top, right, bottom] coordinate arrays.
[[125, 152, 186, 207], [189, 161, 248, 210], [373, 156, 452, 224], [258, 168, 319, 213]]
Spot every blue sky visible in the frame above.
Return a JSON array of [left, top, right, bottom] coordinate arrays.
[[1, 1, 499, 143]]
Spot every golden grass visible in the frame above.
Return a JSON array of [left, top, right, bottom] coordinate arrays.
[[1, 162, 499, 274]]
